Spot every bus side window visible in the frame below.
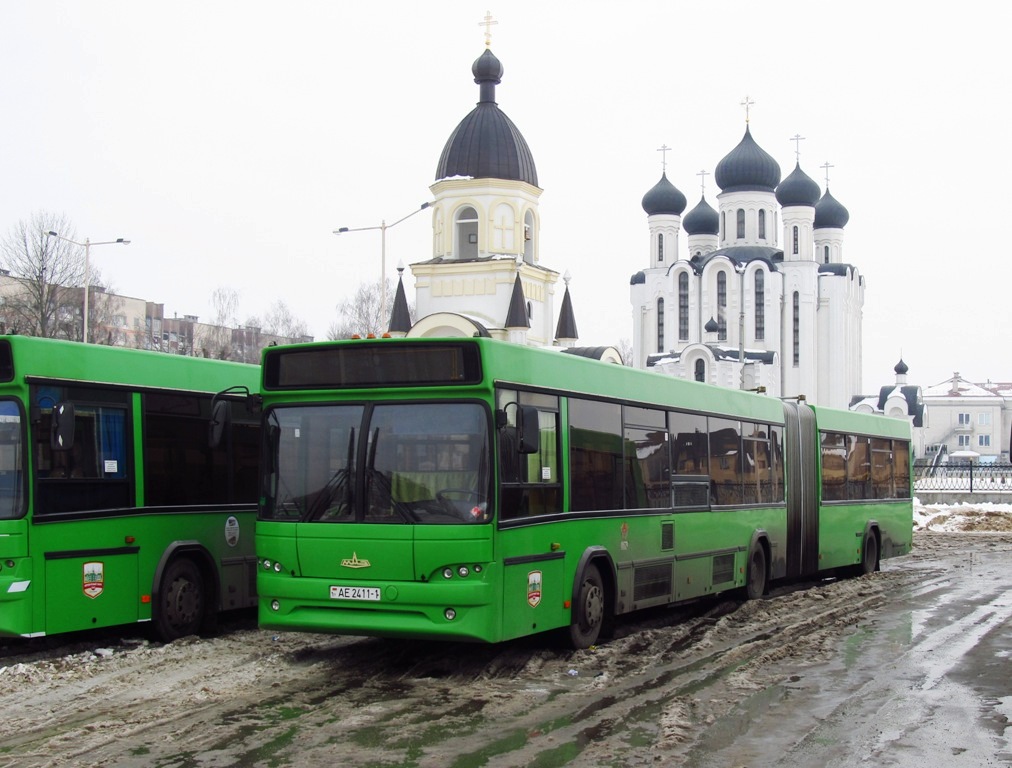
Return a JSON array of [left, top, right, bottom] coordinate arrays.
[[497, 390, 561, 519]]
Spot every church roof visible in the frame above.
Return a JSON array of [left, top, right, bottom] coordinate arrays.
[[814, 188, 850, 229], [776, 162, 821, 207], [435, 49, 539, 186], [691, 245, 782, 273], [714, 126, 781, 193], [641, 173, 687, 216], [555, 283, 578, 341], [504, 273, 529, 329], [387, 272, 412, 334], [683, 196, 719, 235]]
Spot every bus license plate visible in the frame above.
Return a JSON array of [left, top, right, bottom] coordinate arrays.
[[330, 585, 381, 601]]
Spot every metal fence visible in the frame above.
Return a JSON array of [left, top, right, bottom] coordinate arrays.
[[913, 463, 1012, 492]]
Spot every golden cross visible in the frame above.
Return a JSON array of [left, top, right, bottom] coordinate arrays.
[[479, 10, 497, 47], [741, 95, 755, 123], [657, 144, 671, 173]]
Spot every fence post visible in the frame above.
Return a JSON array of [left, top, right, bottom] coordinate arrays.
[[969, 463, 974, 493]]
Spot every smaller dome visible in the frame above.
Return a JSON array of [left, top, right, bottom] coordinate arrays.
[[894, 359, 909, 375], [814, 188, 850, 229], [642, 173, 687, 216], [776, 162, 821, 207], [472, 48, 504, 83], [630, 270, 646, 285], [704, 317, 720, 333], [715, 126, 781, 193], [683, 196, 719, 236]]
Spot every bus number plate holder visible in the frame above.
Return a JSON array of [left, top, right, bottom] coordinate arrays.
[[330, 585, 381, 601]]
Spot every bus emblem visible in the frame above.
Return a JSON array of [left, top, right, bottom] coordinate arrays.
[[527, 570, 542, 608], [83, 561, 104, 599], [341, 552, 371, 569]]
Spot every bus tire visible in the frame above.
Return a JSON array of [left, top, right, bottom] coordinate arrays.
[[859, 531, 879, 575], [745, 543, 767, 600], [569, 563, 605, 649], [155, 558, 205, 642]]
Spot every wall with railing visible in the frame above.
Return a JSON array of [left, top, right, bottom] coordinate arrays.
[[913, 463, 1012, 504]]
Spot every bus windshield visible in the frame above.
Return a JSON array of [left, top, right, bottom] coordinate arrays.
[[262, 401, 491, 524], [0, 400, 24, 519]]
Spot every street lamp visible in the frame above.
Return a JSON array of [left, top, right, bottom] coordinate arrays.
[[45, 231, 130, 343], [333, 202, 431, 327]]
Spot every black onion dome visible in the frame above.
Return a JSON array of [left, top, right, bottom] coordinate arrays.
[[641, 173, 687, 216], [683, 196, 719, 235], [714, 126, 781, 193], [630, 270, 646, 285], [776, 162, 821, 207], [435, 49, 538, 186], [894, 359, 909, 375], [814, 188, 850, 229]]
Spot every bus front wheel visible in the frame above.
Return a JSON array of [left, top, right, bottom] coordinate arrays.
[[155, 558, 205, 642], [859, 531, 879, 575], [569, 563, 605, 649], [745, 543, 767, 600]]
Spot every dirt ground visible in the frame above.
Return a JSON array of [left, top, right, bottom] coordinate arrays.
[[1, 519, 1010, 767]]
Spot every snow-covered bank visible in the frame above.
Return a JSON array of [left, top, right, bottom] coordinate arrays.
[[913, 499, 1012, 532]]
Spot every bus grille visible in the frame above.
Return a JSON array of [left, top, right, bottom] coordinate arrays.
[[634, 563, 672, 602], [712, 554, 735, 584]]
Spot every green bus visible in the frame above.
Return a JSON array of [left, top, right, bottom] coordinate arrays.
[[0, 336, 260, 641], [255, 338, 911, 647]]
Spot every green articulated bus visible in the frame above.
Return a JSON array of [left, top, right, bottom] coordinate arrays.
[[256, 337, 912, 648], [0, 336, 260, 641]]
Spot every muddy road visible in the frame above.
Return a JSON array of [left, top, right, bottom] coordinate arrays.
[[1, 530, 1009, 767]]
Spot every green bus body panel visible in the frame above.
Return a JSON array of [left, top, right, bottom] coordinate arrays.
[[255, 337, 913, 644], [0, 335, 260, 639]]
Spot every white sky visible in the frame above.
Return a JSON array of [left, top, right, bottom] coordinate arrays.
[[1, 1, 1008, 393]]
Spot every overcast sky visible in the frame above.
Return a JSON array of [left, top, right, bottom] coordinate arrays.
[[2, 1, 1007, 393]]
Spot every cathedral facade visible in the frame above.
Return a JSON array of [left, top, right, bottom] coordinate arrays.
[[629, 127, 863, 409]]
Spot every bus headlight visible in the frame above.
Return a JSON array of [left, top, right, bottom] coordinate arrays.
[[444, 608, 456, 621], [443, 568, 454, 579], [273, 562, 283, 573], [457, 566, 470, 578], [262, 559, 272, 571], [271, 600, 280, 611]]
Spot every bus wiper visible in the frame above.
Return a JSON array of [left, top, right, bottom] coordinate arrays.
[[302, 428, 355, 521]]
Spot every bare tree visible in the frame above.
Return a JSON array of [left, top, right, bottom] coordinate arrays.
[[614, 338, 634, 367], [328, 280, 405, 340], [0, 212, 86, 338], [205, 287, 239, 359], [262, 300, 309, 340]]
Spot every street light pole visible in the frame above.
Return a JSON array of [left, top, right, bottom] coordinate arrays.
[[334, 202, 431, 329], [45, 231, 130, 343]]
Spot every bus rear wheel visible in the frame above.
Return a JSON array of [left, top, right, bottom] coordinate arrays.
[[745, 544, 767, 600], [155, 558, 205, 642], [569, 563, 605, 649], [859, 531, 879, 575]]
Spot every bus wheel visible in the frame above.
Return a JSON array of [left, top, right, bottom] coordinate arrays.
[[569, 563, 605, 649], [156, 558, 205, 642], [745, 544, 767, 600], [859, 531, 879, 575]]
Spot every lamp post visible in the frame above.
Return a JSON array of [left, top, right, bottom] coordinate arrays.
[[45, 231, 130, 343], [333, 202, 431, 329]]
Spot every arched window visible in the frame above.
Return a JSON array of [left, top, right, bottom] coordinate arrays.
[[792, 225, 799, 256], [754, 271, 765, 341], [455, 206, 479, 259], [758, 210, 766, 239], [657, 298, 665, 352], [694, 359, 705, 382], [792, 292, 800, 366], [720, 211, 725, 240], [717, 272, 727, 341], [523, 210, 536, 264], [526, 301, 533, 321], [824, 244, 830, 264], [678, 273, 689, 341], [736, 209, 745, 239], [657, 233, 664, 263]]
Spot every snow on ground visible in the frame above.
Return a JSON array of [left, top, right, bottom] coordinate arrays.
[[913, 498, 1012, 532]]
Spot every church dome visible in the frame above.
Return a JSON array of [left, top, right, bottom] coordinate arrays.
[[641, 173, 687, 216], [894, 358, 909, 375], [630, 270, 646, 285], [683, 196, 719, 235], [715, 126, 781, 193], [435, 49, 538, 186], [776, 162, 821, 207], [814, 188, 850, 229]]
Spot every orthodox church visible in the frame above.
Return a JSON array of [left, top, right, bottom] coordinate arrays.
[[392, 35, 618, 360], [629, 124, 863, 409]]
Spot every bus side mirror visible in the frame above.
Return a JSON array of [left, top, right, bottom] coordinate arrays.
[[518, 405, 540, 455], [208, 399, 231, 449], [51, 402, 75, 451]]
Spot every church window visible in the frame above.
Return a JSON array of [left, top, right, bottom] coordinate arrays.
[[523, 210, 536, 264], [792, 226, 799, 255], [455, 206, 479, 259], [736, 209, 745, 239], [754, 271, 765, 341], [717, 272, 727, 341], [758, 210, 766, 239], [658, 234, 664, 262], [792, 292, 800, 366], [527, 301, 533, 321], [657, 298, 665, 352], [678, 273, 689, 341], [720, 211, 725, 240], [694, 359, 705, 382]]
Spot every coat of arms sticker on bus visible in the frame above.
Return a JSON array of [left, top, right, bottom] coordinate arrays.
[[83, 561, 104, 599], [527, 570, 542, 608]]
